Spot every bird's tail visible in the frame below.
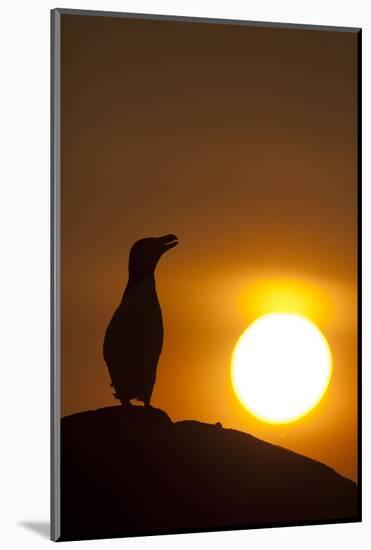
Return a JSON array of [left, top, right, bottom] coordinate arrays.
[[110, 383, 119, 400]]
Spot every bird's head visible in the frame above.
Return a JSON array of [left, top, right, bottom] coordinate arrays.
[[128, 234, 179, 279]]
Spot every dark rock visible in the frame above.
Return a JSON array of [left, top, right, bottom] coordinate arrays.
[[60, 405, 359, 541]]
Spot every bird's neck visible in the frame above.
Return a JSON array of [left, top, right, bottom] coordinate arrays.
[[125, 271, 156, 292]]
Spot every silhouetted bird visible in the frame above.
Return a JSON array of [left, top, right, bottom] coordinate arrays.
[[103, 234, 179, 407]]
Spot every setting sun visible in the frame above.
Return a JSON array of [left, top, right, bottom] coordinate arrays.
[[231, 313, 332, 424]]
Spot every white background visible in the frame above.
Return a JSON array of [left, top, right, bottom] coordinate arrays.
[[0, 0, 369, 548]]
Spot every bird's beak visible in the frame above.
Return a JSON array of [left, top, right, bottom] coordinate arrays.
[[158, 234, 179, 252]]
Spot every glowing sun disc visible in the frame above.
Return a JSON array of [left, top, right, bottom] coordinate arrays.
[[231, 313, 332, 423]]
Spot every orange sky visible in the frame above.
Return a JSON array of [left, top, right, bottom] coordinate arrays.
[[60, 14, 359, 481]]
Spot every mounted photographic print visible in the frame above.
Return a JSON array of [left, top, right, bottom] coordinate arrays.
[[51, 8, 362, 542]]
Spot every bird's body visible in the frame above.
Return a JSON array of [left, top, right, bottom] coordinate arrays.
[[104, 276, 163, 405], [103, 234, 178, 406]]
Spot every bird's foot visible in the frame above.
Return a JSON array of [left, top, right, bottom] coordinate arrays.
[[120, 400, 133, 408]]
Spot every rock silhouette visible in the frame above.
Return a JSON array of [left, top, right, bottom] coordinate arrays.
[[60, 405, 358, 541], [103, 234, 178, 406]]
